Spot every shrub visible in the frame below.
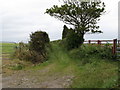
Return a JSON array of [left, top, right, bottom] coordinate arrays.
[[69, 44, 114, 61], [62, 25, 73, 39], [62, 25, 68, 39], [62, 25, 84, 50], [63, 31, 84, 50], [29, 31, 50, 63], [14, 31, 50, 64], [14, 42, 30, 60], [29, 31, 50, 54], [14, 42, 49, 64]]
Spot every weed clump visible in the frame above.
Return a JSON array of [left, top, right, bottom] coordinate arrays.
[[9, 64, 25, 70]]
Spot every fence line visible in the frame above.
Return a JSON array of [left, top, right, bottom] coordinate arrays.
[[84, 40, 114, 44], [84, 39, 118, 55]]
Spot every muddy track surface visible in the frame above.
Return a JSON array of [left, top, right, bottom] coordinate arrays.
[[2, 54, 74, 88]]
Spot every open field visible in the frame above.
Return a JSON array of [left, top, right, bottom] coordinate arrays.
[[2, 42, 119, 88], [1, 43, 18, 54]]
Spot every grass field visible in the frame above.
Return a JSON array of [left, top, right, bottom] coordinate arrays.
[[1, 43, 18, 54], [2, 42, 119, 88]]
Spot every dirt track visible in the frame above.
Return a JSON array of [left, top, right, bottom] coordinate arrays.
[[2, 71, 73, 88], [2, 54, 74, 88]]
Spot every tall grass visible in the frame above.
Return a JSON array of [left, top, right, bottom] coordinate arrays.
[[70, 59, 118, 88]]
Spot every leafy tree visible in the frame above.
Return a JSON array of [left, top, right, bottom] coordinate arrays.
[[45, 0, 105, 44]]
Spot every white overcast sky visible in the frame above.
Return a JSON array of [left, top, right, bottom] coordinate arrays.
[[0, 0, 120, 42]]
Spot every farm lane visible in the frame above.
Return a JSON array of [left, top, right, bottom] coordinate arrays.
[[2, 67, 74, 88], [2, 54, 74, 88]]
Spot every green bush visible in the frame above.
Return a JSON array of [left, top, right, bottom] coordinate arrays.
[[29, 31, 50, 53], [63, 31, 84, 50], [62, 25, 84, 50], [62, 25, 68, 39], [14, 42, 49, 64], [29, 31, 50, 63], [69, 44, 114, 61], [14, 31, 50, 64], [62, 25, 73, 39]]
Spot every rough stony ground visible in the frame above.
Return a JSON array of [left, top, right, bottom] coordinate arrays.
[[2, 54, 74, 88], [2, 71, 74, 88]]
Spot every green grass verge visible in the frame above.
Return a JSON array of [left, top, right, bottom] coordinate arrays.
[[54, 42, 118, 88], [2, 42, 119, 88], [1, 43, 18, 54], [31, 42, 118, 88]]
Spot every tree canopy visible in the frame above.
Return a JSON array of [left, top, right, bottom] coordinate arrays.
[[45, 0, 105, 37]]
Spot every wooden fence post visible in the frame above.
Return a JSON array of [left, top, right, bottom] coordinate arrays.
[[88, 40, 91, 44], [97, 40, 101, 45], [113, 39, 117, 55]]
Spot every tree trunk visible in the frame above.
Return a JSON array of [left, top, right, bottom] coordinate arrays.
[[79, 33, 84, 45], [76, 29, 85, 45]]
